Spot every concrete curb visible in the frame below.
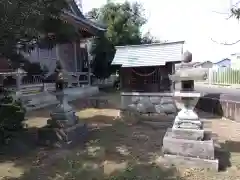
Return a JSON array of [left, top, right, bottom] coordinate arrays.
[[196, 82, 240, 89]]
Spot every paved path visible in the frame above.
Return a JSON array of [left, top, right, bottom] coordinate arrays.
[[175, 83, 240, 102]]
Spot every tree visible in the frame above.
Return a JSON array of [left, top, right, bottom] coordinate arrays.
[[141, 32, 161, 44], [87, 1, 160, 79], [211, 3, 240, 45], [0, 0, 77, 64]]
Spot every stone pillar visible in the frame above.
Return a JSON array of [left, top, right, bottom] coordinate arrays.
[[171, 63, 175, 91]]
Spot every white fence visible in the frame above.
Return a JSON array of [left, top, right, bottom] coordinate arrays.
[[202, 67, 240, 86]]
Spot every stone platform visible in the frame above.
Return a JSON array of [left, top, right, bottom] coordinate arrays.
[[162, 154, 219, 171], [37, 90, 91, 148], [162, 128, 219, 171]]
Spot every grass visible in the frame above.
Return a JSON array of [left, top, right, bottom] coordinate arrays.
[[1, 91, 240, 179]]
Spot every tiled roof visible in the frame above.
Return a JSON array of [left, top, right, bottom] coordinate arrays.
[[62, 0, 106, 36], [112, 41, 184, 67], [62, 11, 106, 35]]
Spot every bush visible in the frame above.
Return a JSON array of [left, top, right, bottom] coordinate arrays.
[[0, 89, 26, 144]]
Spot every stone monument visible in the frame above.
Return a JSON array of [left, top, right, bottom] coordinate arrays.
[[38, 62, 88, 147], [161, 51, 219, 171]]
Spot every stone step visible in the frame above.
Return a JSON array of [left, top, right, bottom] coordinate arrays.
[[161, 154, 218, 171], [163, 130, 215, 160]]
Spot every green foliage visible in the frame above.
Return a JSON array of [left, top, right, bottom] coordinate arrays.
[[141, 32, 161, 44], [87, 1, 160, 79], [23, 62, 48, 75], [0, 89, 26, 144], [231, 7, 240, 19], [0, 0, 77, 60], [90, 36, 116, 79]]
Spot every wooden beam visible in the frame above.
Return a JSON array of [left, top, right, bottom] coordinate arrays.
[[73, 41, 77, 72]]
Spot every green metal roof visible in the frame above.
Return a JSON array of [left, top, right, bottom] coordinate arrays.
[[112, 41, 184, 67]]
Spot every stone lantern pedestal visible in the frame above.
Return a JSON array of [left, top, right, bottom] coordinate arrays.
[[161, 58, 219, 171], [38, 91, 88, 148]]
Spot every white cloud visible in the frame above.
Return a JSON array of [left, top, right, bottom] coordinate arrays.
[[82, 0, 240, 62]]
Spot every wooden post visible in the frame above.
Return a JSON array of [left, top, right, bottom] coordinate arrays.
[[73, 41, 78, 73], [86, 40, 91, 86], [170, 62, 175, 91], [16, 75, 21, 91], [16, 68, 25, 96], [87, 57, 91, 86]]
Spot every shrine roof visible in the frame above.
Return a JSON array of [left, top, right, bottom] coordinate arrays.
[[62, 0, 106, 37], [112, 41, 184, 67]]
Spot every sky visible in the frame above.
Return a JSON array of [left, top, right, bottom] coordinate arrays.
[[81, 0, 240, 62]]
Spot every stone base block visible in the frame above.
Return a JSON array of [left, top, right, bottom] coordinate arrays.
[[38, 123, 88, 148], [162, 154, 218, 171], [50, 111, 78, 126], [171, 128, 204, 140], [173, 118, 202, 129], [163, 130, 215, 159]]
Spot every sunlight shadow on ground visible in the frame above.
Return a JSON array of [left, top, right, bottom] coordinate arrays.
[[2, 112, 183, 180], [2, 90, 240, 179]]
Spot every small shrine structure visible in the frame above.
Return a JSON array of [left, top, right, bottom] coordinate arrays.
[[111, 41, 184, 116]]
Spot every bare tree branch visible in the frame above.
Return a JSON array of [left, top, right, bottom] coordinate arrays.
[[226, 14, 233, 20], [232, 1, 240, 8], [212, 10, 233, 20], [211, 38, 240, 45], [212, 10, 229, 15], [212, 1, 240, 20]]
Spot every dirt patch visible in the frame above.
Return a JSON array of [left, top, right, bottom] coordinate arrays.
[[1, 92, 240, 179]]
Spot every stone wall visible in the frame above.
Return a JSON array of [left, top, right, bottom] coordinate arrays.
[[121, 91, 240, 122], [121, 92, 177, 115]]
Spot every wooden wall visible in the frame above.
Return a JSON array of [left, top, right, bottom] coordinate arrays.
[[120, 62, 174, 92]]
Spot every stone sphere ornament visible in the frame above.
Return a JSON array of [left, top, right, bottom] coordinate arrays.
[[182, 51, 192, 63]]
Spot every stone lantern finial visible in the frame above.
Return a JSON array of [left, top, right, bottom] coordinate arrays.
[[182, 51, 192, 63]]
